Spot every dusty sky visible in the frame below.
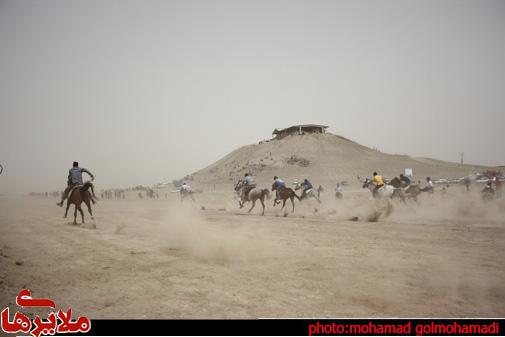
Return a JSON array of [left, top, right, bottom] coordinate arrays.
[[1, 0, 504, 194]]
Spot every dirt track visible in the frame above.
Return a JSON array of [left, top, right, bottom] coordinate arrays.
[[1, 186, 504, 318]]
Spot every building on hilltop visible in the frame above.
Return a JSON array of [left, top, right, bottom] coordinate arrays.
[[272, 124, 329, 140]]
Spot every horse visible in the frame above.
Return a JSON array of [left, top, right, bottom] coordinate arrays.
[[362, 178, 405, 202], [180, 189, 196, 203], [293, 181, 321, 203], [482, 185, 495, 201], [64, 181, 96, 224], [272, 183, 301, 212], [404, 184, 423, 201], [234, 180, 271, 215], [388, 177, 418, 202]]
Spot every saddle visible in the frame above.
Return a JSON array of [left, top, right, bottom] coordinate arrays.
[[66, 185, 83, 198]]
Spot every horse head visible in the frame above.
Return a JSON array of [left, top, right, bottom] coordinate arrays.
[[362, 178, 371, 189], [234, 180, 243, 191]]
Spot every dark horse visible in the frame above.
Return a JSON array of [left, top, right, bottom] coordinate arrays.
[[272, 183, 301, 212], [389, 177, 423, 201], [64, 181, 96, 224]]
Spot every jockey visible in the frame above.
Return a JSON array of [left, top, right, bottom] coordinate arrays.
[[482, 180, 495, 198], [372, 172, 384, 197], [420, 177, 434, 193], [399, 173, 411, 187], [335, 183, 343, 199], [273, 176, 285, 202], [57, 161, 94, 207], [242, 173, 256, 201], [300, 178, 313, 199], [180, 182, 191, 192]]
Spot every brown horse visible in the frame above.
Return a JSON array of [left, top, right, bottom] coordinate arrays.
[[272, 183, 301, 212], [64, 181, 96, 224], [234, 180, 271, 215]]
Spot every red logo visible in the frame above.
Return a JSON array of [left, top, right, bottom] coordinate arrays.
[[1, 289, 91, 337]]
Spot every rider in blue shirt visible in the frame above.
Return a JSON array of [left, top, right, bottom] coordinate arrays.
[[273, 176, 285, 203]]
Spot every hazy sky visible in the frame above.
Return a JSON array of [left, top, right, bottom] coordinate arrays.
[[1, 0, 504, 194]]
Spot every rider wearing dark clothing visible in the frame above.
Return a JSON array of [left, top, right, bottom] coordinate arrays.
[[273, 176, 285, 204], [300, 178, 313, 199], [399, 174, 411, 187]]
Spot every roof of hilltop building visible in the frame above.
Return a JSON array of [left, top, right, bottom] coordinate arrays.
[[272, 124, 329, 139]]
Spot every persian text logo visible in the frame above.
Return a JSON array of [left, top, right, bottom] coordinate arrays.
[[1, 289, 91, 337]]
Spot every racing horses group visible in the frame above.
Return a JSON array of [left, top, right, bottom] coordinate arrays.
[[234, 180, 304, 215]]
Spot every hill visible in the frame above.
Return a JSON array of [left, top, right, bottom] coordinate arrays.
[[182, 133, 495, 186]]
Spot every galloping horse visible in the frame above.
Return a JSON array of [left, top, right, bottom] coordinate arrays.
[[293, 182, 321, 203], [388, 177, 423, 201], [234, 180, 271, 215], [362, 178, 405, 202], [272, 183, 301, 212], [180, 189, 196, 203], [64, 181, 96, 224]]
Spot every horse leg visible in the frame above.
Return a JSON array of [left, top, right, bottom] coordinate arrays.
[[78, 206, 85, 224], [281, 199, 286, 210], [64, 201, 70, 218], [85, 199, 93, 219], [260, 197, 265, 216], [291, 196, 295, 212], [73, 206, 77, 224], [248, 200, 256, 213]]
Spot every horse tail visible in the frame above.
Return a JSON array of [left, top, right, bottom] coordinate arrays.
[[262, 189, 271, 200]]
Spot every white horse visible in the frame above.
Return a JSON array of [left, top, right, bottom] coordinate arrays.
[[293, 181, 321, 203], [362, 178, 406, 202], [361, 178, 397, 218], [362, 178, 395, 198]]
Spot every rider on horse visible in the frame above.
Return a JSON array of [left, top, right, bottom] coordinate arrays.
[[180, 181, 191, 193], [57, 161, 95, 207], [300, 178, 313, 199], [273, 176, 286, 204], [241, 173, 256, 202], [421, 177, 434, 193], [399, 173, 411, 187], [372, 172, 384, 198]]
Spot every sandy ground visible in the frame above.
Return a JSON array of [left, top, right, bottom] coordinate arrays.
[[1, 184, 504, 318]]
